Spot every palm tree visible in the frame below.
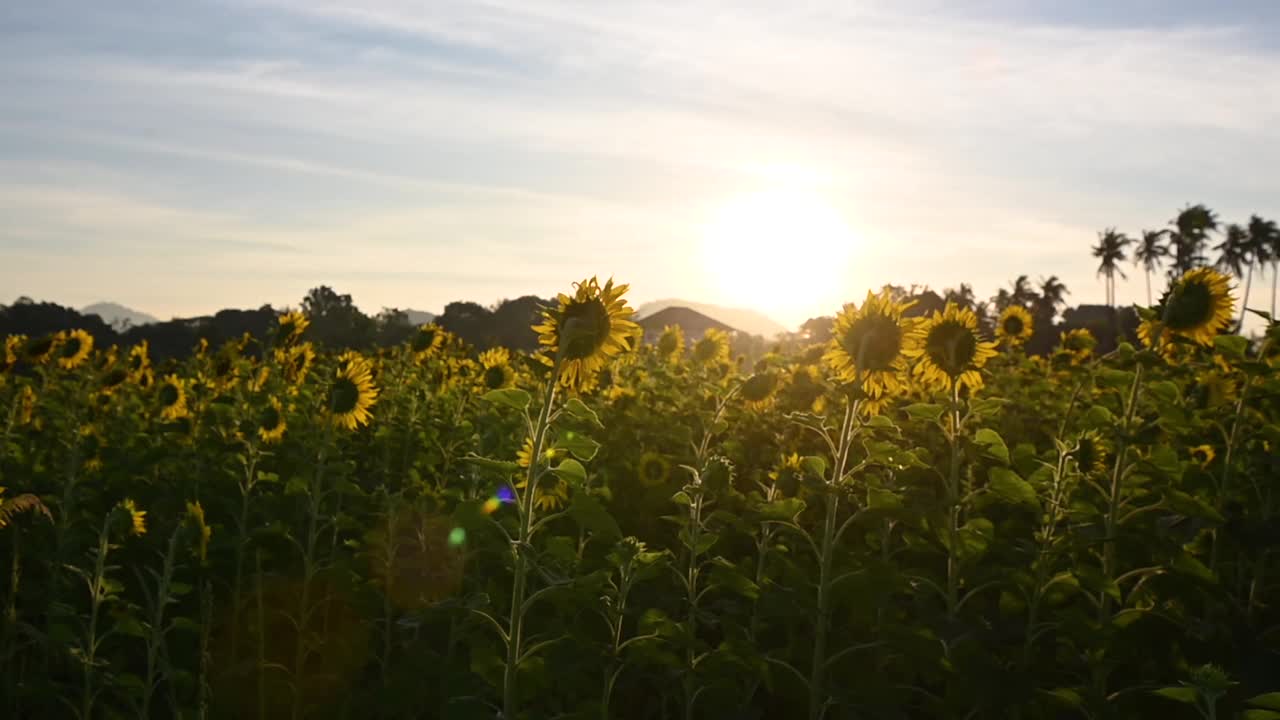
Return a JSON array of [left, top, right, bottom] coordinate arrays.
[[1215, 223, 1251, 331], [1010, 275, 1037, 307], [1133, 229, 1170, 305], [1033, 275, 1069, 323], [1170, 204, 1218, 276], [1247, 215, 1280, 320], [1092, 228, 1131, 307]]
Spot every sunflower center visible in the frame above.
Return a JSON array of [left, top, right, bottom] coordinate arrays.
[[412, 329, 437, 353], [330, 377, 360, 414], [558, 298, 611, 360], [642, 459, 665, 482], [658, 332, 680, 356], [260, 405, 281, 431], [61, 338, 83, 359], [841, 315, 902, 371], [1003, 316, 1024, 336], [925, 321, 977, 377], [482, 365, 507, 389], [104, 369, 128, 388], [741, 372, 777, 402], [1164, 280, 1212, 330], [693, 337, 721, 364], [159, 384, 180, 407], [27, 337, 54, 360]]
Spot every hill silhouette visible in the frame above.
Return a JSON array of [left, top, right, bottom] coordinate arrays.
[[634, 299, 787, 338]]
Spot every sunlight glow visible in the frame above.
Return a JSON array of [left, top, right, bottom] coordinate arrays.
[[700, 183, 855, 324]]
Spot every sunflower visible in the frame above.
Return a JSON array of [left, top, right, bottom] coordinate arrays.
[[119, 498, 147, 536], [1152, 268, 1236, 347], [100, 367, 129, 395], [186, 501, 212, 563], [478, 347, 516, 391], [904, 303, 997, 394], [692, 328, 731, 367], [740, 371, 779, 411], [50, 329, 93, 370], [278, 343, 316, 385], [257, 396, 287, 444], [126, 341, 151, 381], [276, 311, 310, 346], [157, 375, 189, 421], [637, 452, 671, 487], [16, 386, 37, 425], [657, 325, 685, 360], [23, 335, 57, 365], [135, 368, 155, 391], [824, 290, 916, 406], [533, 277, 638, 391], [328, 353, 378, 430], [2, 335, 25, 374], [768, 453, 805, 496], [249, 365, 271, 392], [779, 364, 826, 413], [514, 437, 570, 510], [1190, 444, 1215, 468], [996, 306, 1035, 347], [411, 323, 446, 361], [1057, 328, 1097, 365], [1074, 430, 1110, 476]]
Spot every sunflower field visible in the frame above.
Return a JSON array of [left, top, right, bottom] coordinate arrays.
[[2, 272, 1280, 720]]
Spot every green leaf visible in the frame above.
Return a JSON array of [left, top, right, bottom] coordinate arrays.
[[863, 440, 926, 470], [1171, 551, 1215, 583], [708, 559, 759, 599], [481, 388, 531, 411], [1151, 686, 1198, 705], [1247, 693, 1280, 710], [865, 414, 897, 430], [800, 455, 827, 479], [903, 403, 944, 422], [462, 454, 521, 476], [987, 467, 1039, 510], [560, 397, 604, 429], [974, 428, 1010, 465], [1096, 368, 1134, 388], [553, 431, 600, 461], [1213, 334, 1249, 360], [1083, 405, 1114, 427], [1164, 489, 1224, 523], [867, 487, 904, 511], [284, 476, 310, 496], [1242, 711, 1280, 720], [550, 458, 588, 487], [568, 492, 620, 539], [1146, 380, 1181, 406], [1040, 688, 1084, 708], [758, 497, 805, 521]]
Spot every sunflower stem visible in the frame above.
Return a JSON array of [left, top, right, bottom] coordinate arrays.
[[503, 365, 559, 719]]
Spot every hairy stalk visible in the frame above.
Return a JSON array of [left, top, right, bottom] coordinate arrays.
[[503, 367, 558, 719], [946, 383, 964, 621], [80, 517, 113, 720], [810, 399, 857, 720], [139, 530, 182, 720]]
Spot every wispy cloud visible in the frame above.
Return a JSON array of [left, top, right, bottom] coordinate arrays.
[[1, 0, 1277, 325]]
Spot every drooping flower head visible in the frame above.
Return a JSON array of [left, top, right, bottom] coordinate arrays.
[[739, 371, 779, 411], [278, 342, 316, 385], [276, 311, 310, 346], [257, 396, 287, 444], [1074, 430, 1110, 476], [411, 323, 446, 362], [656, 325, 685, 361], [1190, 444, 1216, 468], [533, 277, 638, 391], [1057, 328, 1097, 365], [126, 340, 151, 381], [824, 290, 917, 407], [905, 303, 997, 394], [2, 335, 26, 374], [119, 498, 147, 536], [156, 374, 190, 421], [185, 501, 212, 563], [996, 305, 1035, 348], [328, 352, 378, 430]]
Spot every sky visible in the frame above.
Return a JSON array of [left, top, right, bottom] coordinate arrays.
[[2, 0, 1279, 330]]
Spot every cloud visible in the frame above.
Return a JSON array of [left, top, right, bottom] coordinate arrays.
[[1, 0, 1278, 325]]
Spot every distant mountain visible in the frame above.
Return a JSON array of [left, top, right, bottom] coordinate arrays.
[[404, 309, 436, 326], [634, 299, 788, 338], [81, 302, 159, 331]]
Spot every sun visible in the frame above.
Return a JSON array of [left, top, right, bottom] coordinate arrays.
[[700, 183, 854, 324]]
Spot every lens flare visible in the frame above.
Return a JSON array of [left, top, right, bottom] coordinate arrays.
[[482, 497, 501, 514], [447, 527, 466, 547]]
